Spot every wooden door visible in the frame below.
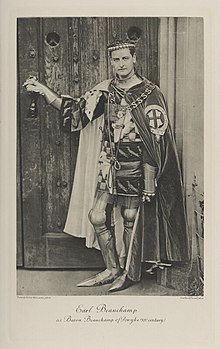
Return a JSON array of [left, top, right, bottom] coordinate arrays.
[[17, 17, 159, 268]]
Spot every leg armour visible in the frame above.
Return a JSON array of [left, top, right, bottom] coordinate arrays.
[[122, 208, 137, 255], [121, 207, 142, 282], [89, 208, 120, 276]]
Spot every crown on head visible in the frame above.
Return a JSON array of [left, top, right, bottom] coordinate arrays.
[[107, 39, 135, 53], [107, 26, 142, 54]]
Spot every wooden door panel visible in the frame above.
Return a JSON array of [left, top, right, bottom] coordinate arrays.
[[80, 17, 109, 92], [69, 18, 80, 183], [45, 235, 104, 268], [41, 18, 71, 234], [18, 18, 46, 267]]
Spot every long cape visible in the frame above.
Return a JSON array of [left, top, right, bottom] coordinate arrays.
[[123, 82, 190, 261]]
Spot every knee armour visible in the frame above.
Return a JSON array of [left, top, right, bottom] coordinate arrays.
[[88, 208, 106, 227], [121, 208, 137, 224]]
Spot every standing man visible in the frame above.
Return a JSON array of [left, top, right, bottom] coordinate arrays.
[[24, 37, 190, 292]]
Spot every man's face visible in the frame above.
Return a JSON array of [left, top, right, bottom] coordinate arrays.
[[110, 48, 136, 79]]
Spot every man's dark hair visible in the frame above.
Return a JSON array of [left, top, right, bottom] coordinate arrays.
[[128, 46, 136, 56]]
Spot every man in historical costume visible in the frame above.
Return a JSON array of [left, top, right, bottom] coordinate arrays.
[[24, 37, 190, 292]]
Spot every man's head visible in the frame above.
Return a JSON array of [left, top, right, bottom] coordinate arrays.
[[110, 47, 136, 79], [107, 40, 137, 79]]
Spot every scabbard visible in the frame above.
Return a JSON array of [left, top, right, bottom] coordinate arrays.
[[125, 205, 141, 275]]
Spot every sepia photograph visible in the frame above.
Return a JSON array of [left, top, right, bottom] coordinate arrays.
[[2, 0, 220, 346], [16, 16, 204, 297]]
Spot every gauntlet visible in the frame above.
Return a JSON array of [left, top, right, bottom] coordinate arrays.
[[142, 163, 157, 202]]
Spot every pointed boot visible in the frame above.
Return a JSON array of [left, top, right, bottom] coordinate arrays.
[[77, 269, 122, 287], [108, 271, 134, 292]]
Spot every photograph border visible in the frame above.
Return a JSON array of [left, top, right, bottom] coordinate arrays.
[[0, 1, 219, 348]]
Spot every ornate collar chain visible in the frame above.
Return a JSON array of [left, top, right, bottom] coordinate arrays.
[[109, 81, 156, 113]]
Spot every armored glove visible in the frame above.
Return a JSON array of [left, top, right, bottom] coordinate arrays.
[[142, 163, 157, 202]]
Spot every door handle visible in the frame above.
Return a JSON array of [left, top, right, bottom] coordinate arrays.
[[28, 92, 39, 118]]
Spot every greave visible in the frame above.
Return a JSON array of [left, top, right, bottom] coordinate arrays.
[[123, 221, 134, 256], [95, 225, 121, 277]]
